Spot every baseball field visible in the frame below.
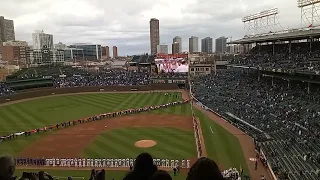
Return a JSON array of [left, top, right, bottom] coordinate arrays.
[[0, 91, 249, 179]]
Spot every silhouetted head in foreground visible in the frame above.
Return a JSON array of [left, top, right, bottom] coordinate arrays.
[[0, 155, 16, 180], [151, 170, 172, 180], [123, 153, 157, 180], [186, 157, 224, 180]]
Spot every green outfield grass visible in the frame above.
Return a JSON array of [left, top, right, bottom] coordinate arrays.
[[193, 108, 249, 175], [1, 92, 249, 177], [14, 169, 187, 180], [0, 92, 183, 135], [84, 127, 196, 159]]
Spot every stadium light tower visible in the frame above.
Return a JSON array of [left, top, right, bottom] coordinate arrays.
[[298, 0, 320, 28], [242, 8, 283, 36]]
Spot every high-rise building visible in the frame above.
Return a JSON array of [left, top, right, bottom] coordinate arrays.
[[32, 30, 54, 49], [157, 44, 168, 54], [0, 16, 15, 43], [173, 36, 182, 53], [69, 44, 102, 60], [189, 36, 199, 53], [54, 42, 67, 50], [150, 18, 160, 55], [215, 36, 228, 54], [2, 45, 30, 65], [113, 46, 118, 58], [201, 37, 213, 54], [105, 46, 110, 58], [172, 42, 180, 54]]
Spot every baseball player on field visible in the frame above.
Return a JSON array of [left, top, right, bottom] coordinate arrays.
[[91, 159, 94, 167], [126, 158, 129, 167], [130, 158, 134, 167], [74, 158, 78, 167], [157, 158, 160, 166], [187, 159, 190, 168], [102, 158, 106, 167], [83, 158, 86, 167], [110, 158, 114, 167], [166, 159, 169, 167], [78, 158, 82, 167], [161, 159, 165, 167], [115, 158, 118, 167], [175, 159, 179, 167], [181, 159, 185, 168], [171, 160, 175, 168]]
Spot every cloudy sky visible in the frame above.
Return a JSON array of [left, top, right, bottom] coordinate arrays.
[[0, 0, 307, 55]]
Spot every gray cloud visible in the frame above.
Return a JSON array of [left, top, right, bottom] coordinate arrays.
[[0, 0, 308, 55]]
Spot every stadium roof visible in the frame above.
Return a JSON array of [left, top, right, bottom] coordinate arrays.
[[229, 28, 320, 44]]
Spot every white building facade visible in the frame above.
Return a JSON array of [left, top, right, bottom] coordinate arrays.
[[32, 30, 54, 50], [156, 44, 168, 54]]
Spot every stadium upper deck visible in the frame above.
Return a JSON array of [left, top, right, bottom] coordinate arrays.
[[229, 28, 320, 44]]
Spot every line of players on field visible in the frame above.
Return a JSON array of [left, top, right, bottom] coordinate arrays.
[[17, 158, 191, 169]]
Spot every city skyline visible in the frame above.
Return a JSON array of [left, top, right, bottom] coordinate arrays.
[[0, 0, 305, 55]]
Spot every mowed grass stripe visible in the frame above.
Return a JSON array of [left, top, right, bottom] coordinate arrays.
[[91, 132, 137, 157], [85, 135, 129, 158], [15, 104, 49, 126], [138, 128, 194, 158], [113, 128, 172, 158], [0, 108, 22, 134], [157, 127, 196, 152], [193, 108, 249, 175], [108, 128, 177, 159], [4, 106, 36, 132]]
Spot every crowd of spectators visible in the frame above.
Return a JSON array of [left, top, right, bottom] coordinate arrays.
[[231, 42, 320, 75], [192, 68, 320, 180], [0, 82, 14, 97], [0, 154, 233, 180], [192, 118, 203, 157], [54, 69, 150, 87]]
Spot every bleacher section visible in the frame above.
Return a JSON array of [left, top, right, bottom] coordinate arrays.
[[192, 68, 320, 180]]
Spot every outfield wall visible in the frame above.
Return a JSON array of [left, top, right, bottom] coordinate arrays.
[[0, 84, 180, 104]]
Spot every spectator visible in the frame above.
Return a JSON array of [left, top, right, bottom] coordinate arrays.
[[0, 155, 16, 180], [186, 157, 224, 180], [123, 153, 157, 180], [151, 170, 172, 180]]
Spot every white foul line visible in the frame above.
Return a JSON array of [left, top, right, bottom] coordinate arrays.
[[210, 126, 214, 134]]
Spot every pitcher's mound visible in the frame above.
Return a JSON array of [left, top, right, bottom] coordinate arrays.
[[135, 140, 157, 148]]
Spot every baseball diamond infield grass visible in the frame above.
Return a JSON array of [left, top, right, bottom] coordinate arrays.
[[84, 127, 196, 159], [0, 92, 249, 177]]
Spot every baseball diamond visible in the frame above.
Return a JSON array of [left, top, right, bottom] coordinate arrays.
[[0, 90, 254, 179]]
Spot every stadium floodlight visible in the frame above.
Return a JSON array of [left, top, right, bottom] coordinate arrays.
[[298, 0, 320, 8], [242, 8, 279, 22], [298, 0, 320, 28], [241, 8, 283, 36]]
